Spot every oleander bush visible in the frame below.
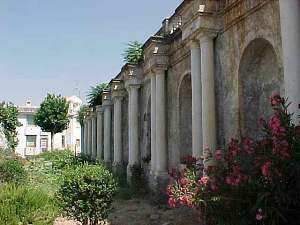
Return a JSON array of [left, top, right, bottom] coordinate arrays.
[[167, 94, 300, 225], [56, 164, 117, 225], [0, 159, 26, 184], [0, 183, 58, 225]]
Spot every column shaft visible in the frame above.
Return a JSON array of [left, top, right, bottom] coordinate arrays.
[[91, 115, 97, 159], [200, 36, 216, 151], [279, 0, 300, 120], [150, 75, 157, 172], [104, 105, 112, 163], [83, 121, 88, 155], [87, 118, 92, 156], [129, 87, 139, 165], [96, 110, 103, 161], [191, 42, 203, 158], [113, 98, 122, 164], [155, 69, 167, 173]]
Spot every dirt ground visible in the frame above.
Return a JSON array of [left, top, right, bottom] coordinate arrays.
[[54, 197, 199, 225]]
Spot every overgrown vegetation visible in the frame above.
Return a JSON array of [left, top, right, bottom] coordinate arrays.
[[0, 159, 26, 184], [122, 41, 144, 64], [0, 102, 21, 150], [57, 164, 117, 225], [87, 83, 109, 108], [34, 94, 70, 150], [78, 105, 89, 125], [0, 183, 58, 225]]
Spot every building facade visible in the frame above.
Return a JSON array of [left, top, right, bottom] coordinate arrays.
[[82, 0, 300, 190], [16, 96, 82, 157]]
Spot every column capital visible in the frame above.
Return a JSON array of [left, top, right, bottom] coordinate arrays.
[[96, 105, 104, 113], [90, 111, 97, 119], [151, 65, 167, 76], [187, 39, 200, 49], [198, 29, 218, 44]]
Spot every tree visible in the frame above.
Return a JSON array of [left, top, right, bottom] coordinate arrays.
[[87, 83, 109, 108], [0, 102, 21, 150], [34, 94, 70, 150], [77, 105, 89, 126], [122, 41, 144, 64]]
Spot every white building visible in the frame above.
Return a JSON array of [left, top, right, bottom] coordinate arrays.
[[16, 96, 82, 157]]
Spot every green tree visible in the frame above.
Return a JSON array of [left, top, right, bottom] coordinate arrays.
[[0, 102, 21, 150], [122, 41, 144, 64], [77, 105, 89, 126], [87, 83, 109, 108], [34, 94, 70, 150]]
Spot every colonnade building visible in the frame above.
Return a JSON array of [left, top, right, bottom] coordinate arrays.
[[82, 0, 300, 190]]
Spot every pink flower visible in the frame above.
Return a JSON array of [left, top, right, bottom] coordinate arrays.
[[269, 114, 285, 136], [214, 150, 223, 160], [243, 138, 254, 155], [166, 185, 173, 195], [168, 197, 177, 207], [272, 139, 290, 160], [225, 139, 240, 162], [270, 92, 283, 107], [200, 176, 209, 185], [256, 208, 263, 221], [179, 177, 189, 187], [261, 160, 272, 177]]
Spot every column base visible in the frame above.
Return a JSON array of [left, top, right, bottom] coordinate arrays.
[[112, 162, 125, 175], [103, 160, 112, 170], [148, 171, 170, 193], [126, 164, 142, 186]]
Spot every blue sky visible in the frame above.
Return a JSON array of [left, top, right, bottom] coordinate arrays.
[[0, 0, 182, 105]]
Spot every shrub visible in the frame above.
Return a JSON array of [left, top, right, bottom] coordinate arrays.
[[0, 183, 58, 225], [0, 159, 26, 184], [38, 149, 75, 171], [167, 94, 300, 225], [56, 164, 117, 225]]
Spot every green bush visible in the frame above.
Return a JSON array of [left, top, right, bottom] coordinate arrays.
[[57, 164, 117, 225], [0, 159, 26, 184], [0, 183, 58, 225], [38, 149, 75, 170]]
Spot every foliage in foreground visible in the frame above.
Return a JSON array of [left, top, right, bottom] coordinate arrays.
[[34, 94, 70, 149], [57, 164, 117, 225], [0, 102, 21, 150], [0, 159, 26, 184], [0, 183, 58, 225], [167, 94, 300, 225], [122, 41, 144, 64], [87, 83, 109, 108]]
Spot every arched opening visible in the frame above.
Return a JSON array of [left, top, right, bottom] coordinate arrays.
[[178, 74, 192, 160], [239, 38, 282, 139]]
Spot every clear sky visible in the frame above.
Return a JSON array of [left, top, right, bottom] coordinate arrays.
[[0, 0, 182, 105]]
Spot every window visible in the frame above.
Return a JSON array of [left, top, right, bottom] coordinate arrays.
[[62, 135, 65, 148], [26, 135, 36, 147], [27, 115, 35, 126]]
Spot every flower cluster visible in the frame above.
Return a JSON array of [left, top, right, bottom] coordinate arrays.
[[167, 94, 300, 225]]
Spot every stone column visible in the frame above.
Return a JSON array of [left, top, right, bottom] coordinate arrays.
[[279, 0, 300, 121], [200, 34, 216, 151], [190, 40, 203, 158], [113, 96, 123, 170], [91, 112, 97, 159], [87, 115, 92, 157], [83, 119, 88, 155], [150, 74, 157, 173], [155, 68, 168, 174], [103, 100, 112, 166], [127, 86, 140, 168], [96, 106, 104, 161]]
